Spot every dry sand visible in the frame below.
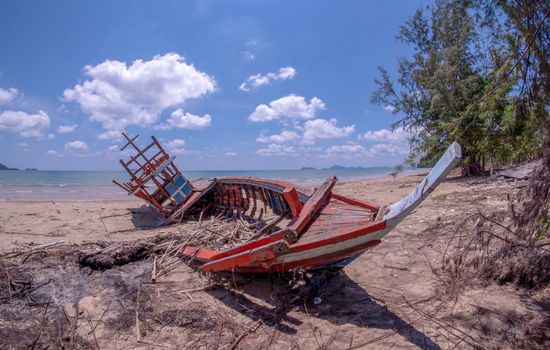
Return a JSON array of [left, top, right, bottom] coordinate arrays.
[[0, 173, 548, 349]]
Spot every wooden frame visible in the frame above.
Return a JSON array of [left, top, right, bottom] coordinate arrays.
[[114, 137, 462, 273]]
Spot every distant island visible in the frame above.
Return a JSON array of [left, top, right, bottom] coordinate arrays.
[[328, 165, 368, 170], [0, 163, 19, 171], [300, 165, 392, 171]]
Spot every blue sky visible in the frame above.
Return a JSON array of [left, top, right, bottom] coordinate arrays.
[[0, 0, 428, 170]]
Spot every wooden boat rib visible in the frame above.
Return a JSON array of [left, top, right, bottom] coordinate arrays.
[[114, 133, 462, 273]]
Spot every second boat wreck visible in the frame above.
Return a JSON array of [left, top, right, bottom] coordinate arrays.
[[113, 132, 462, 273]]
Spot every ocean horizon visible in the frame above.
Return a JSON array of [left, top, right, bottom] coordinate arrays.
[[0, 167, 425, 201]]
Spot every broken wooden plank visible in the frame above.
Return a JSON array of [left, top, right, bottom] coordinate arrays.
[[202, 240, 289, 272], [289, 176, 338, 235]]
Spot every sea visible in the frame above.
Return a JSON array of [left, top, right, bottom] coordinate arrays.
[[0, 167, 423, 201]]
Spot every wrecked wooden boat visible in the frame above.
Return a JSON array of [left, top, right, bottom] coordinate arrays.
[[114, 132, 462, 273]]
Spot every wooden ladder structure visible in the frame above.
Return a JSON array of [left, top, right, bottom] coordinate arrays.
[[112, 132, 193, 216]]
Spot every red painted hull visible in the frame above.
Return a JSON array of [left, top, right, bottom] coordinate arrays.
[[115, 136, 462, 274], [177, 176, 386, 273]]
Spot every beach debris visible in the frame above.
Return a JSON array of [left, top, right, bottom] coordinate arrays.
[[496, 160, 541, 180], [0, 264, 32, 302], [77, 235, 176, 270], [0, 263, 51, 304], [440, 209, 550, 292], [1, 240, 65, 259], [113, 134, 462, 273], [112, 132, 194, 218], [77, 211, 286, 276]]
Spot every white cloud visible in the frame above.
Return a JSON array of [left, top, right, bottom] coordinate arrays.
[[256, 143, 296, 156], [239, 66, 296, 91], [277, 67, 296, 79], [165, 138, 186, 155], [166, 139, 186, 148], [361, 127, 411, 143], [367, 143, 409, 156], [106, 144, 135, 158], [17, 142, 30, 151], [384, 105, 396, 113], [105, 144, 130, 157], [241, 50, 255, 61], [157, 109, 212, 130], [256, 130, 300, 143], [64, 140, 89, 151], [225, 151, 237, 157], [326, 144, 366, 156], [57, 124, 77, 133], [249, 94, 325, 122], [302, 118, 355, 144], [0, 87, 19, 104], [97, 129, 123, 140], [324, 142, 409, 158], [249, 96, 355, 147], [0, 110, 50, 138], [47, 150, 57, 155], [359, 127, 413, 158], [63, 53, 216, 131]]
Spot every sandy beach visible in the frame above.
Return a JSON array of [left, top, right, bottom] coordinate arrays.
[[0, 173, 547, 349], [0, 172, 430, 251]]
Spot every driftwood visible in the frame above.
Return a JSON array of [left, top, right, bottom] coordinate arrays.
[[2, 240, 65, 259], [78, 207, 286, 275], [78, 235, 173, 270], [497, 160, 541, 180]]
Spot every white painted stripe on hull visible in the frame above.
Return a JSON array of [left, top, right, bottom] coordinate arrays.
[[276, 142, 462, 266], [276, 226, 391, 264], [384, 142, 461, 230]]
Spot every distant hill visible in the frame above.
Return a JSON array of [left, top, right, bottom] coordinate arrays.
[[328, 165, 369, 170], [301, 165, 394, 171], [300, 165, 389, 170], [0, 163, 19, 170]]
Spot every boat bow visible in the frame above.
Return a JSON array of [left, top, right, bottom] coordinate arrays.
[[382, 142, 462, 231]]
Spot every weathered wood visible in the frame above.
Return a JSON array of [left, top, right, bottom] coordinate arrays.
[[151, 255, 157, 283], [121, 132, 139, 151], [289, 176, 338, 235], [260, 188, 269, 208], [115, 136, 461, 273], [78, 236, 174, 270], [331, 193, 379, 211], [247, 212, 289, 242], [211, 229, 296, 260], [166, 179, 216, 224], [202, 240, 289, 272], [243, 185, 251, 211], [283, 186, 303, 217]]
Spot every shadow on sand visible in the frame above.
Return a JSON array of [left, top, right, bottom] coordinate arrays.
[[129, 205, 165, 228], [206, 270, 440, 349]]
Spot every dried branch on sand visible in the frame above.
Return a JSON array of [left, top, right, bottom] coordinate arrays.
[[439, 210, 549, 292], [78, 213, 281, 272]]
